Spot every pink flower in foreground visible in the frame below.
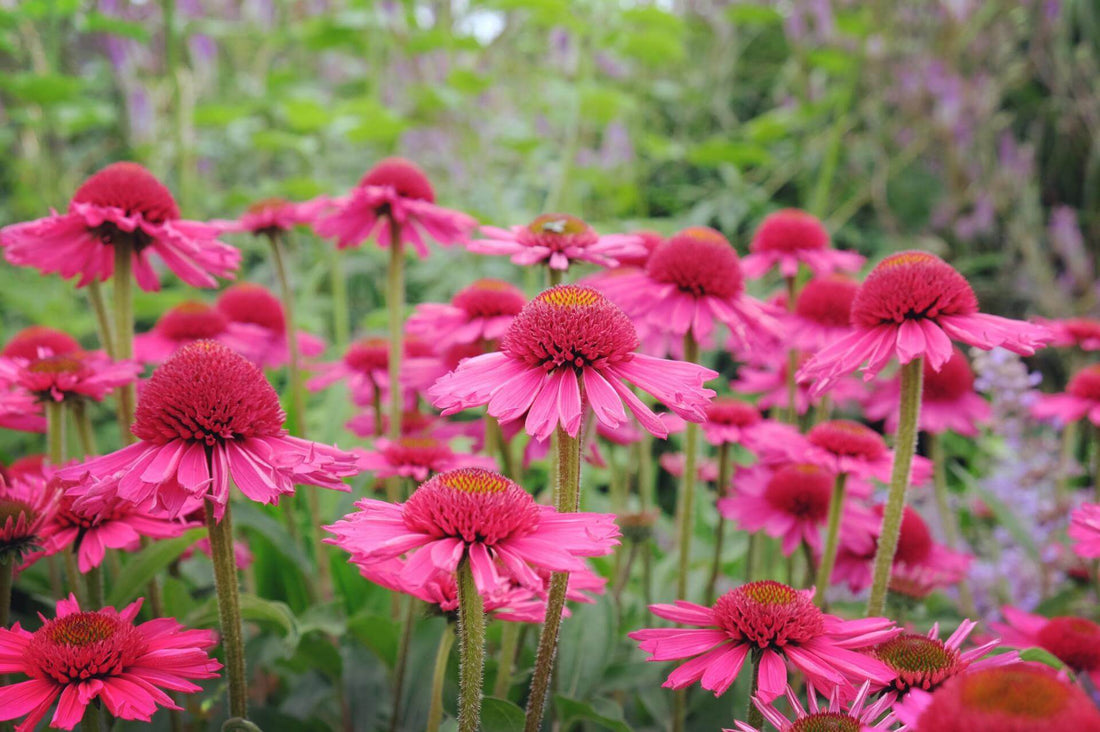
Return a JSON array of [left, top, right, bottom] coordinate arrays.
[[406, 278, 526, 349], [718, 463, 836, 555], [990, 607, 1100, 686], [215, 283, 325, 368], [429, 285, 717, 441], [730, 681, 899, 732], [134, 301, 230, 363], [1032, 363, 1100, 426], [314, 157, 477, 256], [0, 350, 141, 404], [325, 468, 620, 595], [742, 209, 864, 279], [0, 162, 240, 291], [595, 227, 780, 352], [784, 273, 861, 351], [1069, 502, 1100, 558], [864, 347, 991, 436], [798, 251, 1051, 395], [58, 341, 359, 519], [0, 473, 58, 564], [902, 666, 1100, 732], [629, 580, 898, 701], [355, 437, 496, 481], [871, 620, 1019, 696], [467, 213, 646, 271], [0, 595, 220, 732]]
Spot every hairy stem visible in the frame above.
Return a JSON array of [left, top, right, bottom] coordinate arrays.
[[426, 623, 456, 732], [704, 442, 732, 605], [385, 217, 405, 504], [814, 473, 848, 608], [86, 280, 116, 358], [457, 558, 486, 732], [492, 620, 521, 699], [676, 334, 700, 600], [112, 238, 135, 443], [205, 503, 248, 720]]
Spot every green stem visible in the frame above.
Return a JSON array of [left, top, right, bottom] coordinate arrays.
[[0, 560, 13, 627], [71, 400, 97, 457], [426, 623, 456, 732], [84, 564, 104, 609], [705, 443, 732, 605], [386, 216, 405, 504], [928, 433, 977, 616], [746, 655, 763, 729], [269, 232, 307, 439], [390, 595, 417, 732], [486, 417, 516, 479], [81, 702, 103, 732], [492, 620, 521, 699], [205, 503, 248, 720], [547, 268, 563, 288], [331, 247, 350, 350], [524, 428, 581, 732], [46, 400, 65, 465], [1056, 420, 1077, 507], [814, 473, 848, 608], [457, 558, 486, 732], [745, 532, 760, 583], [676, 334, 700, 600], [86, 280, 116, 359], [866, 358, 924, 617], [62, 548, 87, 606], [783, 276, 799, 425], [113, 238, 135, 444]]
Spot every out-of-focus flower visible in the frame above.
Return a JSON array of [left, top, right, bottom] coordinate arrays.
[[742, 209, 863, 279], [355, 437, 495, 481], [0, 349, 140, 404], [215, 283, 325, 368], [718, 463, 838, 555], [1068, 503, 1100, 558], [784, 274, 860, 351], [134, 301, 230, 363], [406, 279, 526, 349], [1032, 363, 1100, 426], [729, 681, 899, 732], [1035, 316, 1100, 351], [468, 214, 646, 272], [990, 607, 1100, 686]]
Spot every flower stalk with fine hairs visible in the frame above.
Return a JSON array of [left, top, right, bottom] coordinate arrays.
[[677, 334, 700, 601], [813, 472, 848, 608], [426, 622, 456, 732], [867, 358, 923, 616], [456, 557, 485, 732], [205, 502, 248, 720]]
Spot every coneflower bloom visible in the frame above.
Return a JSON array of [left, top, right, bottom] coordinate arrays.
[[742, 209, 864, 279], [429, 285, 717, 441], [787, 419, 932, 485], [1031, 363, 1100, 426], [41, 487, 194, 572], [732, 355, 867, 417], [57, 341, 359, 519], [215, 283, 324, 367], [309, 336, 430, 407], [990, 608, 1100, 686], [700, 398, 772, 448], [325, 468, 620, 595], [785, 274, 860, 351], [718, 463, 838, 555], [1034, 316, 1100, 351], [729, 681, 899, 732], [0, 389, 45, 433], [0, 162, 239, 290], [595, 227, 779, 351], [222, 196, 330, 237], [864, 347, 991, 436], [407, 278, 526, 349], [2, 327, 81, 360], [355, 437, 496, 481], [0, 595, 220, 731], [798, 251, 1051, 395], [0, 474, 57, 564], [898, 666, 1100, 731], [1069, 503, 1100, 558], [346, 408, 445, 440], [134, 301, 230, 363], [314, 157, 477, 256], [0, 349, 141, 404], [872, 621, 1019, 696], [629, 581, 898, 700], [467, 213, 646, 271]]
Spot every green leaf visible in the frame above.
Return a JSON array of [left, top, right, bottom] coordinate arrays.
[[555, 596, 617, 699], [0, 73, 82, 106], [283, 98, 331, 133], [687, 138, 771, 168], [480, 697, 525, 732], [232, 501, 313, 574], [554, 696, 631, 732], [79, 11, 150, 41], [193, 102, 254, 127], [106, 529, 205, 607], [726, 4, 783, 27], [186, 594, 301, 649], [1020, 647, 1069, 672], [347, 613, 399, 667]]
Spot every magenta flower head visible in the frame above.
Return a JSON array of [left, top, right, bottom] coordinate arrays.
[[314, 157, 477, 256], [786, 273, 860, 351], [0, 349, 141, 405], [799, 251, 1052, 395], [700, 397, 769, 447], [628, 580, 899, 701], [1069, 502, 1100, 559], [58, 341, 359, 519], [0, 473, 58, 565], [793, 419, 932, 484], [429, 284, 718, 440], [742, 208, 864, 279], [355, 437, 496, 481], [325, 467, 620, 595], [2, 327, 81, 360], [225, 196, 327, 237], [0, 162, 240, 291], [215, 283, 325, 367], [718, 463, 837, 556], [1035, 316, 1100, 351], [1032, 363, 1100, 426], [134, 301, 230, 363], [596, 226, 780, 351], [467, 213, 646, 271], [990, 608, 1100, 686], [730, 681, 899, 732], [406, 278, 527, 349], [0, 595, 220, 731]]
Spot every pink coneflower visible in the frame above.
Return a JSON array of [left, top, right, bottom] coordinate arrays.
[[0, 349, 141, 404], [0, 389, 45, 433], [990, 608, 1100, 686], [346, 408, 444, 440], [785, 274, 860, 351], [467, 213, 645, 271], [429, 285, 717, 441], [407, 278, 526, 349], [0, 595, 220, 731], [0, 162, 240, 290], [659, 453, 719, 483], [610, 229, 664, 270], [629, 580, 898, 700], [325, 468, 620, 595], [1035, 316, 1100, 350], [791, 419, 932, 485], [701, 397, 769, 447], [900, 666, 1100, 731], [57, 341, 359, 519], [1069, 502, 1100, 558], [887, 543, 972, 600], [595, 227, 779, 351], [0, 473, 57, 563], [718, 463, 835, 555], [134, 300, 230, 363], [224, 196, 329, 237], [355, 437, 496, 481], [733, 354, 868, 417], [2, 327, 81, 360], [41, 487, 194, 572], [314, 157, 477, 256], [215, 283, 324, 367], [742, 209, 864, 279], [798, 251, 1051, 395], [730, 681, 899, 732], [1032, 363, 1100, 426], [309, 336, 431, 408], [864, 347, 991, 436], [872, 620, 1019, 696]]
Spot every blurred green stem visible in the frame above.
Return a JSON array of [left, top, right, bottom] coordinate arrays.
[[676, 334, 700, 600], [205, 503, 248, 721], [87, 281, 116, 359], [814, 473, 847, 608], [390, 595, 417, 732], [331, 247, 350, 350], [0, 560, 12, 628], [426, 623, 455, 732], [113, 239, 135, 443], [492, 621, 521, 698], [457, 558, 486, 732], [704, 442, 731, 605], [867, 358, 923, 616], [783, 276, 799, 425], [386, 216, 405, 503], [746, 655, 763, 728], [71, 400, 97, 458], [46, 400, 65, 466]]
